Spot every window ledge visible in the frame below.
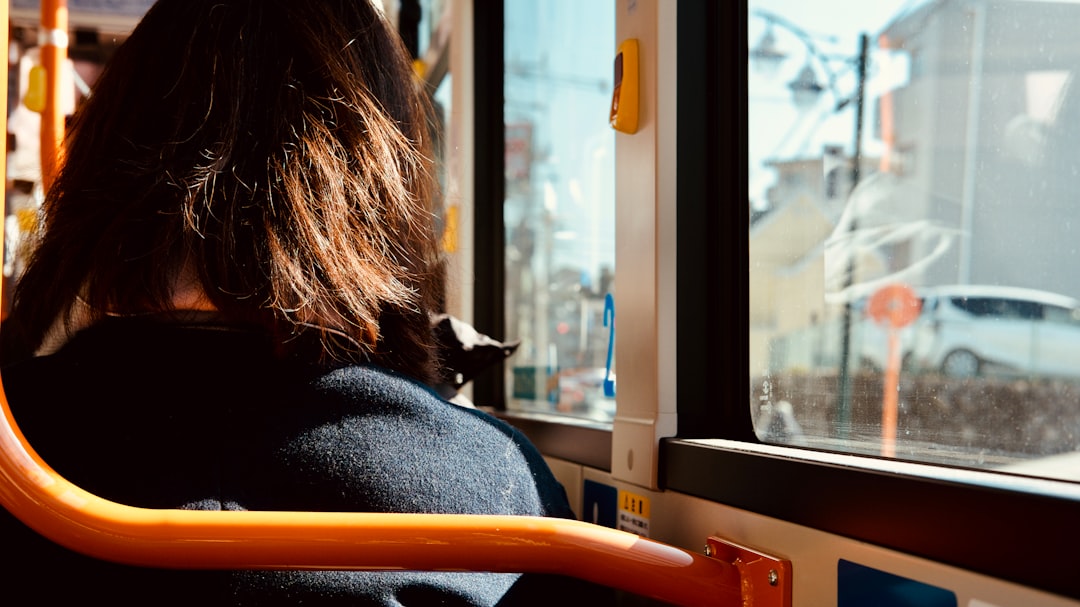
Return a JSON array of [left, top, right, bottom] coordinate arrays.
[[662, 438, 1080, 600], [490, 409, 613, 471]]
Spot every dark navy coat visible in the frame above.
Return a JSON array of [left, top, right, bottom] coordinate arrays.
[[0, 317, 607, 605]]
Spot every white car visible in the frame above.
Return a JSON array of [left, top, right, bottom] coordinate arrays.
[[906, 285, 1080, 378]]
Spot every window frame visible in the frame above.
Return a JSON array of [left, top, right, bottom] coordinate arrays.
[[663, 438, 1080, 599], [474, 0, 1080, 600], [469, 0, 507, 408], [667, 0, 1080, 599]]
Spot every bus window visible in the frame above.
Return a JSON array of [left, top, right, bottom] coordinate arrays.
[[749, 0, 1080, 482], [502, 1, 616, 422]]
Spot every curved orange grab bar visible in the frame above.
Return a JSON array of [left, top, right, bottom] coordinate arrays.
[[0, 384, 738, 607]]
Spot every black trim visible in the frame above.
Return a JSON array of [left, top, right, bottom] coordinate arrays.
[[398, 0, 421, 59], [471, 1, 507, 408], [662, 439, 1080, 600], [676, 0, 753, 438], [496, 412, 612, 472]]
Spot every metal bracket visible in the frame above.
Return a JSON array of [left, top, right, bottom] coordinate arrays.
[[705, 536, 792, 607]]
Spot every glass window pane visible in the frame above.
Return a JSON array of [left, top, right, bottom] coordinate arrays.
[[504, 1, 616, 421], [416, 0, 448, 58], [749, 0, 1080, 482]]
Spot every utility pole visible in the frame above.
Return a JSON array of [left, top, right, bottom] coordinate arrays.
[[836, 33, 869, 439]]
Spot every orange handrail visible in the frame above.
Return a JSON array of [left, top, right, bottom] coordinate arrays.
[[0, 406, 739, 605], [38, 0, 66, 190], [0, 3, 743, 606]]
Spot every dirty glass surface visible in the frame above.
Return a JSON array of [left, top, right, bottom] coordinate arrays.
[[749, 0, 1080, 481], [502, 1, 616, 421]]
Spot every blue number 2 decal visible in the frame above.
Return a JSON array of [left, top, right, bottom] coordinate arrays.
[[603, 293, 616, 398]]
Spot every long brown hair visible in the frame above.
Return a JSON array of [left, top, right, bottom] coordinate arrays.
[[4, 0, 445, 382]]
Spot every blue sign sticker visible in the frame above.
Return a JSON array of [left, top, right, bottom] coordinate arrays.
[[838, 560, 957, 607], [582, 480, 618, 528]]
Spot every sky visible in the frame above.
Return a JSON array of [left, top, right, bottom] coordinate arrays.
[[503, 1, 615, 284], [748, 0, 925, 210]]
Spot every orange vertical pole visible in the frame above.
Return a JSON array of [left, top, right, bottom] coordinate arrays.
[[868, 284, 921, 458], [1, 4, 9, 317], [39, 0, 66, 191], [1, 2, 8, 209]]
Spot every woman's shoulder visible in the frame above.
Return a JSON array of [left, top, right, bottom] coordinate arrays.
[[281, 365, 573, 518], [305, 364, 510, 433], [0, 317, 574, 519]]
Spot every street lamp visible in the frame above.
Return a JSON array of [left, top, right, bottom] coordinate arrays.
[[749, 9, 870, 439], [749, 23, 786, 76], [788, 63, 826, 110], [750, 9, 845, 112]]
